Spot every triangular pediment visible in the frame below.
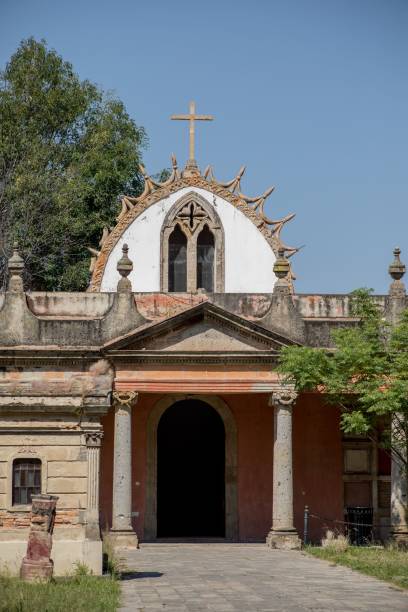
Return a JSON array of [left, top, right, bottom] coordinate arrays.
[[104, 302, 298, 354]]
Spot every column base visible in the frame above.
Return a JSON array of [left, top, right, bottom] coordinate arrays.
[[21, 558, 54, 582], [266, 529, 301, 550], [109, 530, 139, 549], [391, 529, 408, 550], [85, 521, 102, 541]]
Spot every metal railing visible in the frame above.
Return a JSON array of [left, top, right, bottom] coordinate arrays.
[[303, 505, 391, 546]]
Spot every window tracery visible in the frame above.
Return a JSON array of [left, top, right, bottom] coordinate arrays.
[[161, 192, 224, 292]]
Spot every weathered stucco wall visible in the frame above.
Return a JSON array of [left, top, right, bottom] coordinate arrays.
[[294, 294, 388, 318], [293, 394, 344, 542], [224, 394, 273, 540], [0, 361, 113, 411]]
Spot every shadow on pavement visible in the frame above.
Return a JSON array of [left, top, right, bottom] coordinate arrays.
[[121, 571, 163, 580]]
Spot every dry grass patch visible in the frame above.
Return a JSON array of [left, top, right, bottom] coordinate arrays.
[[321, 530, 349, 553], [306, 544, 408, 590]]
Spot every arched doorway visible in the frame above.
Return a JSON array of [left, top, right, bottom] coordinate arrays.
[[144, 395, 238, 541], [157, 399, 225, 537]]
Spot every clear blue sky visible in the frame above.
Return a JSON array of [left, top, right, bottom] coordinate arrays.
[[1, 0, 407, 293]]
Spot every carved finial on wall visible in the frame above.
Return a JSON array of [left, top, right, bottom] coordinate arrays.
[[8, 242, 24, 292], [389, 247, 406, 297], [273, 248, 290, 295], [117, 244, 133, 293]]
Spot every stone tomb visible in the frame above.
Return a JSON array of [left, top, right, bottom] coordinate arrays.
[[0, 128, 406, 572]]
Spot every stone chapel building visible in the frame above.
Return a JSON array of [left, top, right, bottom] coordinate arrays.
[[0, 109, 407, 574]]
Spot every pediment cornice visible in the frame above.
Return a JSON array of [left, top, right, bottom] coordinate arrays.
[[103, 301, 300, 357]]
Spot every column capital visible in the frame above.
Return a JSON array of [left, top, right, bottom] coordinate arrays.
[[113, 391, 139, 409], [85, 431, 103, 448], [269, 388, 298, 408]]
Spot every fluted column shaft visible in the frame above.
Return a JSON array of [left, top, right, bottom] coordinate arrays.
[[85, 432, 103, 540]]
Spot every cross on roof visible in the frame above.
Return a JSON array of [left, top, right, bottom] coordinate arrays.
[[171, 101, 214, 165]]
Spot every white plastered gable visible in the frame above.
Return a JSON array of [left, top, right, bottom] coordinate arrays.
[[99, 187, 277, 293]]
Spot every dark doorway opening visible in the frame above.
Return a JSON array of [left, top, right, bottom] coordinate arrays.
[[157, 399, 225, 537]]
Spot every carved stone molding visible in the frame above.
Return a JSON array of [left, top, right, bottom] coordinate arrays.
[[269, 389, 298, 407], [112, 391, 139, 408], [85, 431, 104, 448]]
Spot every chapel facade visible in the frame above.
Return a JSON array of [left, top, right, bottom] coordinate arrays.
[[0, 114, 407, 574]]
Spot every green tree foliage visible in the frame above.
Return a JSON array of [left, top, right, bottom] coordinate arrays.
[[0, 38, 146, 290], [279, 289, 408, 470]]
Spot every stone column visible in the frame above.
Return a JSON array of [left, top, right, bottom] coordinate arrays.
[[386, 250, 408, 547], [85, 431, 103, 540], [267, 389, 301, 549], [390, 415, 408, 548], [110, 391, 139, 548]]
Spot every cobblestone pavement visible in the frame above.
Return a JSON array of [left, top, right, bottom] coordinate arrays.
[[119, 543, 407, 612]]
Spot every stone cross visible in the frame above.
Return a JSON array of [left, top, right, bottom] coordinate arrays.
[[171, 101, 213, 168]]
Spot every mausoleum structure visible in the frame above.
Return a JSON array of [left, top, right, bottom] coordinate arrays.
[[0, 105, 406, 574]]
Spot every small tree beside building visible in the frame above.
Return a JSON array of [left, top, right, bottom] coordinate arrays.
[[279, 250, 408, 546]]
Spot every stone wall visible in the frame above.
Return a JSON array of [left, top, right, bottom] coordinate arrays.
[[0, 360, 112, 575], [0, 422, 102, 575]]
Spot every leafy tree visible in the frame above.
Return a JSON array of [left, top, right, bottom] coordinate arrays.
[[0, 38, 146, 290], [278, 289, 408, 475]]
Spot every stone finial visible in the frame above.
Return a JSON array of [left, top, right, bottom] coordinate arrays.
[[273, 248, 290, 294], [117, 244, 133, 293], [8, 242, 24, 292], [389, 247, 406, 297]]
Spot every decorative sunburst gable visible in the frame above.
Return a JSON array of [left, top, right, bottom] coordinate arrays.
[[103, 301, 300, 355], [89, 156, 298, 292]]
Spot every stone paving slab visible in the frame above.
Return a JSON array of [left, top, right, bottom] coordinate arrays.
[[119, 543, 408, 612]]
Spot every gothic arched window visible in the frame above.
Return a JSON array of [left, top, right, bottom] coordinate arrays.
[[161, 192, 224, 292], [168, 224, 187, 292], [197, 225, 215, 292]]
